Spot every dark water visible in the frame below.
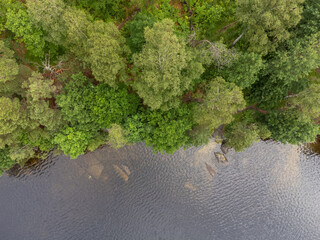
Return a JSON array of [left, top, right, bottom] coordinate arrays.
[[1, 140, 320, 240]]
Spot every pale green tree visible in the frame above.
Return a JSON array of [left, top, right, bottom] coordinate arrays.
[[194, 77, 246, 130], [26, 0, 67, 45], [63, 7, 92, 58], [108, 124, 129, 149], [0, 40, 19, 84], [87, 21, 128, 88], [133, 19, 204, 110], [22, 72, 62, 131], [237, 0, 305, 55], [0, 97, 23, 135]]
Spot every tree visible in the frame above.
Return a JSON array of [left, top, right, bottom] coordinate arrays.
[[265, 110, 319, 145], [56, 73, 95, 128], [108, 124, 128, 149], [63, 6, 92, 59], [224, 121, 270, 151], [141, 105, 194, 154], [286, 82, 320, 120], [126, 13, 156, 54], [296, 0, 320, 37], [0, 147, 15, 175], [5, 8, 45, 58], [26, 0, 67, 45], [237, 0, 304, 55], [194, 77, 246, 130], [249, 34, 320, 107], [23, 72, 62, 131], [0, 97, 23, 135], [53, 126, 91, 159], [87, 21, 128, 88], [221, 52, 264, 89], [0, 40, 19, 84], [133, 19, 204, 110], [88, 83, 140, 129]]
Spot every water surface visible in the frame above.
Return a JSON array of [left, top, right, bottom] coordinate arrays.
[[1, 140, 320, 240]]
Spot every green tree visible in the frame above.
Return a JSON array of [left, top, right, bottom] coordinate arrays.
[[249, 34, 320, 107], [5, 8, 45, 58], [126, 13, 156, 54], [88, 84, 140, 129], [53, 126, 91, 159], [87, 21, 128, 88], [286, 82, 320, 120], [237, 0, 304, 55], [56, 73, 95, 128], [0, 147, 15, 176], [221, 52, 264, 89], [296, 0, 320, 36], [133, 19, 204, 110], [141, 105, 194, 154], [225, 121, 270, 151], [194, 77, 246, 130], [265, 110, 319, 144]]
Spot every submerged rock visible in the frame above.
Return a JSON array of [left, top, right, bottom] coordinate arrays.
[[205, 162, 217, 178], [214, 152, 228, 164], [185, 182, 197, 191], [88, 164, 104, 179], [220, 141, 231, 154]]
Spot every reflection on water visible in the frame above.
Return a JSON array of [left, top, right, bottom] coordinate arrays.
[[1, 141, 320, 239]]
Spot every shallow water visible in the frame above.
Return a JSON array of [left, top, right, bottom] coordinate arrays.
[[1, 140, 320, 240]]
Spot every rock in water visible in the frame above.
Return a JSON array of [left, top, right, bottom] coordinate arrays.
[[220, 141, 231, 154], [205, 162, 216, 178], [214, 152, 228, 164]]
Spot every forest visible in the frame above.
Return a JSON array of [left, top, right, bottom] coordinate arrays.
[[0, 0, 319, 175]]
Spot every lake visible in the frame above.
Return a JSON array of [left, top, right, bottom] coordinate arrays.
[[0, 140, 320, 240]]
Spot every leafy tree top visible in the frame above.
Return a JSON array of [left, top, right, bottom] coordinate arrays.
[[133, 19, 204, 110]]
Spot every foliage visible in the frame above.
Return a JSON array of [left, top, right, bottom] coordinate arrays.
[[86, 132, 108, 152], [88, 84, 140, 129], [194, 38, 238, 68], [133, 19, 204, 110], [126, 13, 156, 54], [108, 124, 128, 149], [5, 8, 45, 58], [225, 121, 270, 152], [141, 104, 194, 154], [194, 77, 246, 130], [123, 114, 145, 143], [296, 0, 320, 36], [0, 97, 24, 135], [221, 52, 264, 89], [152, 0, 188, 32], [0, 40, 19, 83], [56, 73, 95, 128], [64, 0, 125, 21], [237, 0, 304, 55], [187, 124, 212, 147], [265, 110, 319, 145], [286, 82, 320, 120], [63, 7, 92, 59], [0, 147, 15, 175], [22, 72, 55, 101], [26, 0, 67, 45], [53, 126, 92, 159], [192, 0, 236, 36], [87, 21, 128, 88]]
